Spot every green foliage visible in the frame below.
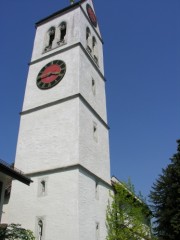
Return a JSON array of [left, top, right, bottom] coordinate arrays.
[[106, 181, 151, 240], [149, 139, 180, 240], [123, 178, 147, 204], [0, 224, 35, 240]]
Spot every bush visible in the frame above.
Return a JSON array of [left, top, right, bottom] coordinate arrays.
[[0, 223, 35, 240]]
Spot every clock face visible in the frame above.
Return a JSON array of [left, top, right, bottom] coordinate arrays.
[[86, 4, 97, 28], [36, 60, 66, 90]]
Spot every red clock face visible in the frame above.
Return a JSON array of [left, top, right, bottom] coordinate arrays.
[[36, 60, 66, 90], [86, 4, 97, 28]]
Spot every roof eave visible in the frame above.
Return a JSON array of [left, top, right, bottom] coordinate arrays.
[[0, 163, 33, 186], [35, 0, 86, 27]]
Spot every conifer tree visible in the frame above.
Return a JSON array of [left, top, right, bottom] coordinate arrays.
[[149, 140, 180, 240]]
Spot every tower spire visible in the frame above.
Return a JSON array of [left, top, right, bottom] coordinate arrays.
[[70, 0, 75, 5]]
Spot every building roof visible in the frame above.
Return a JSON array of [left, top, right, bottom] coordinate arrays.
[[36, 0, 86, 27], [0, 159, 33, 186]]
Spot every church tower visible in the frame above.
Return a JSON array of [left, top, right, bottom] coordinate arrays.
[[3, 1, 111, 239]]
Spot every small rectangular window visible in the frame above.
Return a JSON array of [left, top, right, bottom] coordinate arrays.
[[95, 182, 99, 200], [92, 78, 96, 96], [41, 180, 46, 195], [96, 222, 100, 240], [93, 122, 98, 142], [38, 177, 48, 197]]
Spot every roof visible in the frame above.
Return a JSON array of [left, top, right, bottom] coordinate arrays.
[[36, 0, 87, 27], [0, 159, 33, 186]]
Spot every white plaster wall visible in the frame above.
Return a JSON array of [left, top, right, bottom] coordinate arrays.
[[16, 95, 110, 181], [79, 100, 111, 183], [15, 98, 79, 173], [79, 48, 107, 122], [2, 170, 79, 240], [78, 171, 111, 240], [23, 47, 80, 111], [3, 169, 112, 240]]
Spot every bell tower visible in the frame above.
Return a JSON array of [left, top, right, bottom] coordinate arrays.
[[3, 1, 111, 239]]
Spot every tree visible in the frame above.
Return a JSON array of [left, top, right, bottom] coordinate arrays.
[[149, 139, 180, 240], [0, 223, 35, 240], [106, 180, 152, 240]]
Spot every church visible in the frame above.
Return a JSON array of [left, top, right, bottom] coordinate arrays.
[[2, 1, 112, 239], [1, 1, 152, 240]]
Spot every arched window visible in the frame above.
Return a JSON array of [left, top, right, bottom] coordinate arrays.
[[44, 26, 56, 52], [86, 27, 92, 53], [57, 22, 67, 45], [92, 36, 98, 63], [38, 219, 43, 240]]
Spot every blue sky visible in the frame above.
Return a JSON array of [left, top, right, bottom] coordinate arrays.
[[0, 0, 180, 200]]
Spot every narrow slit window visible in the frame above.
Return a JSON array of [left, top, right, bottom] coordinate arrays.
[[92, 78, 96, 95], [96, 222, 100, 240], [38, 178, 48, 197], [95, 182, 99, 200], [41, 180, 46, 195], [93, 122, 98, 142]]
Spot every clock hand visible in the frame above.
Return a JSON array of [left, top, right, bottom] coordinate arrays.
[[51, 72, 61, 75], [38, 72, 61, 80]]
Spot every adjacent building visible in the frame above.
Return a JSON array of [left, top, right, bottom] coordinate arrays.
[[0, 159, 32, 223]]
